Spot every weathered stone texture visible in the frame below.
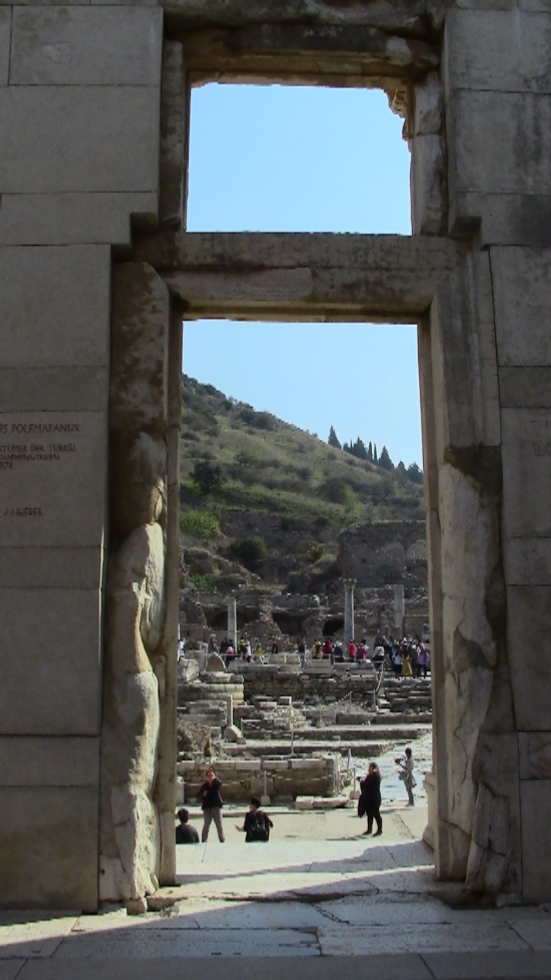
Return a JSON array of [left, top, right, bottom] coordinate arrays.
[[110, 264, 170, 435], [161, 1, 438, 32], [0, 589, 102, 736], [0, 88, 160, 194], [100, 262, 173, 905], [519, 733, 551, 780], [0, 547, 104, 590], [502, 409, 551, 540], [0, 193, 158, 248], [430, 252, 500, 458], [410, 134, 448, 236], [0, 246, 110, 368], [0, 737, 100, 788], [160, 41, 187, 226], [153, 233, 466, 322], [444, 8, 551, 96], [445, 9, 551, 243], [507, 586, 551, 731], [492, 248, 551, 367], [0, 788, 99, 912], [10, 7, 162, 86], [0, 8, 10, 86], [180, 23, 439, 84], [412, 72, 444, 137], [521, 780, 551, 903]]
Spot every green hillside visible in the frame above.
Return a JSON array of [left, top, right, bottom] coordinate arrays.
[[180, 375, 424, 526]]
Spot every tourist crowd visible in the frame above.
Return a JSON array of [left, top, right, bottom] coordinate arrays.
[[207, 631, 430, 676]]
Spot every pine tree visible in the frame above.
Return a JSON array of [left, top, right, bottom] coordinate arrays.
[[379, 446, 394, 471], [351, 437, 367, 460], [328, 425, 341, 449], [367, 442, 373, 462], [407, 462, 424, 485], [373, 444, 378, 464]]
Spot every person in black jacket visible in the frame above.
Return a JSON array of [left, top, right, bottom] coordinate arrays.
[[358, 762, 383, 837], [236, 796, 274, 842], [198, 768, 225, 842]]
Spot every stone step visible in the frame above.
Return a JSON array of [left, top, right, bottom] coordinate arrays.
[[223, 738, 401, 758]]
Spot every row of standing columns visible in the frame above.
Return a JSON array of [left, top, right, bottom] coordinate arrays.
[[225, 581, 407, 645]]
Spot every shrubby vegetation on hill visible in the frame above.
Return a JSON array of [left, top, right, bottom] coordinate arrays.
[[180, 375, 424, 526]]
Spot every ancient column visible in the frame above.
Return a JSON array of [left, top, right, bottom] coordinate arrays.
[[228, 595, 238, 649], [394, 585, 405, 636], [344, 579, 356, 642]]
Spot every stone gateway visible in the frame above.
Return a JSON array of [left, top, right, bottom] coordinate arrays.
[[1, 1, 550, 908]]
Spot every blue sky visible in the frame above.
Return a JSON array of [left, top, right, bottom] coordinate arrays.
[[184, 84, 422, 468]]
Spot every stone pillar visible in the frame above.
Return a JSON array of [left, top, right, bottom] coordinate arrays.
[[344, 579, 356, 642], [228, 595, 238, 649], [226, 695, 234, 729], [393, 585, 405, 636]]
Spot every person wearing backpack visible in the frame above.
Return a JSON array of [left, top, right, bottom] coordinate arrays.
[[236, 796, 274, 842]]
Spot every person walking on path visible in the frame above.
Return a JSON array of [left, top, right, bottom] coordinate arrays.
[[198, 767, 225, 842], [397, 747, 416, 807], [358, 763, 383, 836]]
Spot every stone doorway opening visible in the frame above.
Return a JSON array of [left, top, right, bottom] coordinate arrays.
[[171, 72, 445, 895], [177, 310, 433, 865]]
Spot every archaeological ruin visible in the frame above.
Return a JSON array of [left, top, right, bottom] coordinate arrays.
[[2, 0, 551, 911]]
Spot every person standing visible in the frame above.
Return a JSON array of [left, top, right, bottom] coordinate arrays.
[[198, 768, 225, 842], [358, 763, 383, 836], [397, 748, 416, 807]]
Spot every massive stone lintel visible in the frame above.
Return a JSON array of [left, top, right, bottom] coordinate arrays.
[[151, 233, 465, 322], [178, 24, 439, 86], [162, 1, 451, 36]]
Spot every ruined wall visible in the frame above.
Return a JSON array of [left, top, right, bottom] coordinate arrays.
[[180, 756, 338, 803], [338, 520, 427, 586]]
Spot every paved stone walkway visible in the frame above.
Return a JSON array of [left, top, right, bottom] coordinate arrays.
[[2, 804, 551, 979]]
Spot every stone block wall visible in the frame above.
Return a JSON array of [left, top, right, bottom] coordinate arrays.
[[179, 756, 338, 802], [0, 4, 164, 910], [420, 5, 551, 901], [3, 0, 551, 909]]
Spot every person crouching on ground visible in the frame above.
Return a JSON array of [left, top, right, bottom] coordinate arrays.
[[236, 796, 274, 842], [358, 763, 383, 836], [175, 807, 199, 844], [198, 767, 225, 842]]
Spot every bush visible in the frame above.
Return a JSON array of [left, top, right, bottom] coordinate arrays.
[[318, 477, 350, 505], [187, 572, 217, 593], [233, 536, 267, 570], [192, 460, 222, 495], [180, 509, 221, 541], [306, 542, 326, 563]]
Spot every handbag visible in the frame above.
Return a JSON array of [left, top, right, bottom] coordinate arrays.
[[357, 796, 366, 818]]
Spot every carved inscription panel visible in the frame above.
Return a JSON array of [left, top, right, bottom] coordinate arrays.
[[0, 412, 107, 547]]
